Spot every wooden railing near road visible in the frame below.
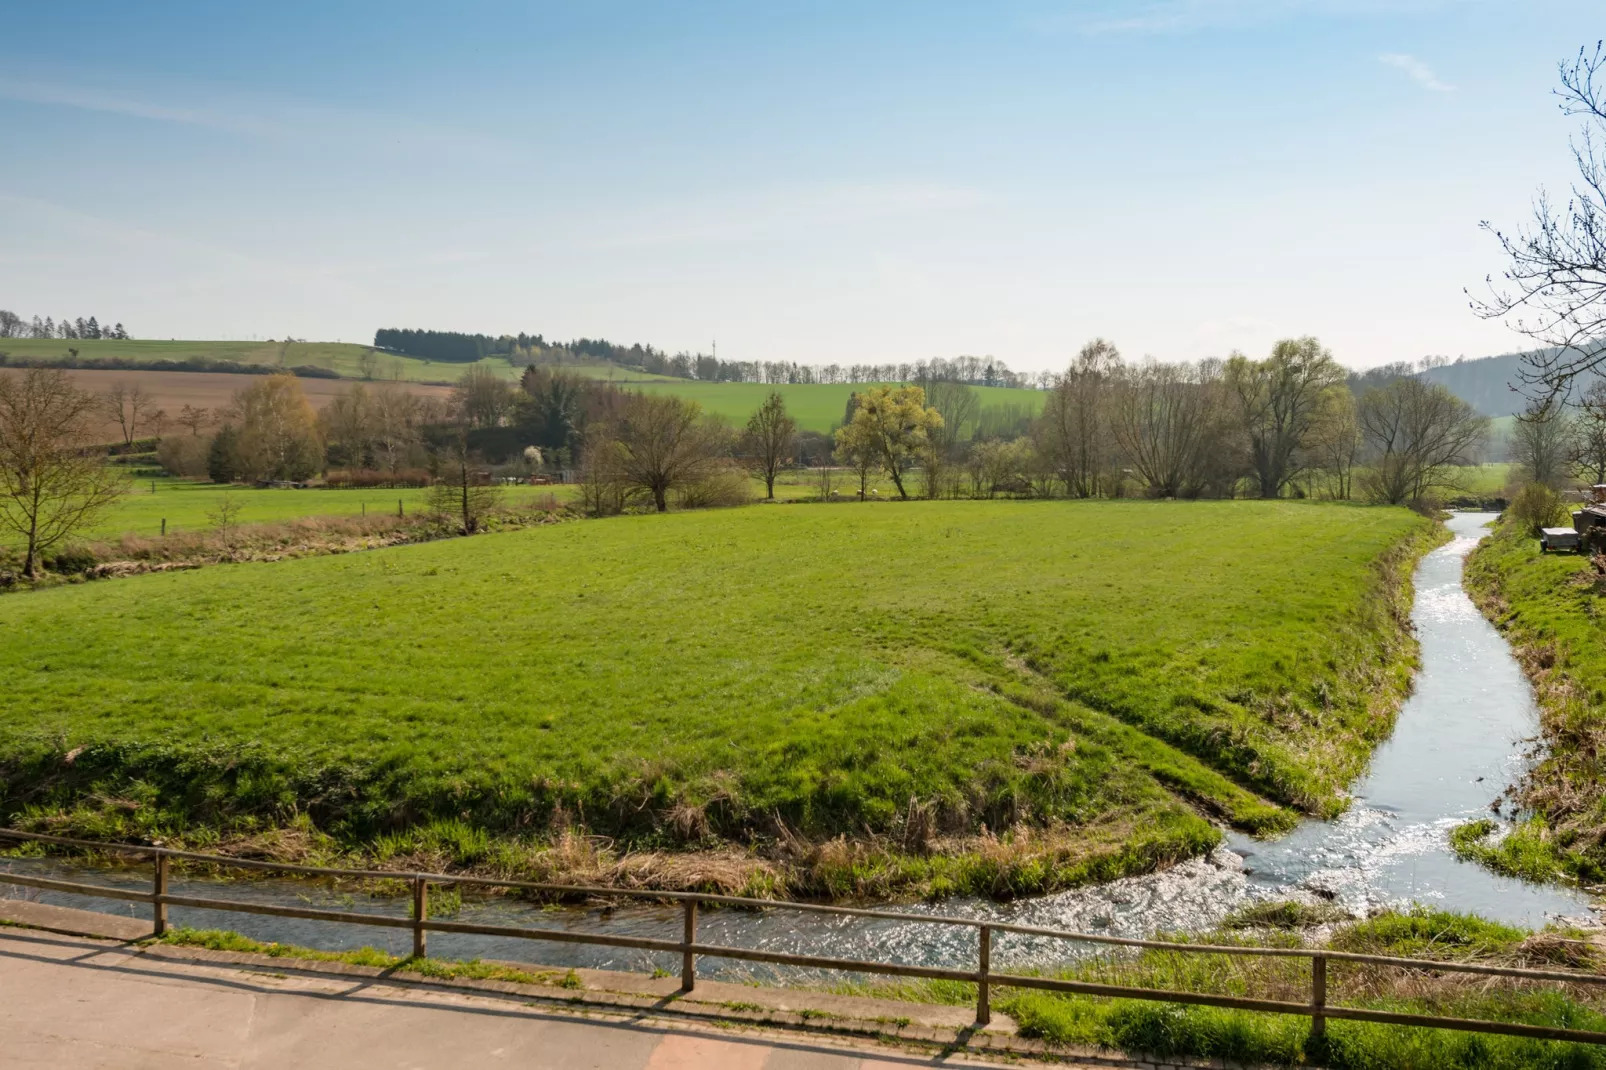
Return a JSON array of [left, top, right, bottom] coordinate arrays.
[[2, 827, 1604, 1047]]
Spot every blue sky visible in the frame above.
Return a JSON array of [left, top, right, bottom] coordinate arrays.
[[1, 1, 1600, 370]]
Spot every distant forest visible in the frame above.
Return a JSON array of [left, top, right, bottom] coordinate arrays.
[[373, 327, 1032, 387], [0, 310, 130, 341]]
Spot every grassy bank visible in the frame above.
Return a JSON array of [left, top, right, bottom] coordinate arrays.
[[947, 906, 1606, 1069], [0, 501, 1434, 899], [1462, 515, 1606, 884], [154, 907, 1606, 1070]]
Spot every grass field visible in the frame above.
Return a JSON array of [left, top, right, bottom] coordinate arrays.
[[72, 478, 563, 539], [629, 379, 1044, 433], [1, 470, 905, 548], [1461, 517, 1606, 883], [0, 338, 1046, 433], [0, 500, 1431, 897], [1454, 463, 1516, 497], [0, 337, 545, 384]]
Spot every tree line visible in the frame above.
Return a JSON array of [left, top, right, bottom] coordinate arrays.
[[374, 326, 1031, 387], [0, 335, 1492, 582], [0, 310, 130, 341], [178, 335, 1498, 513]]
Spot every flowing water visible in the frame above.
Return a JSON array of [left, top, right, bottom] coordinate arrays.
[[4, 512, 1596, 979]]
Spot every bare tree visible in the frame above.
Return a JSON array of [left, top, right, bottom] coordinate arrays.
[[613, 393, 724, 512], [1310, 387, 1362, 500], [370, 384, 424, 475], [740, 391, 797, 499], [1226, 337, 1346, 498], [208, 491, 244, 553], [1511, 398, 1574, 489], [1109, 360, 1225, 498], [428, 429, 502, 534], [0, 368, 126, 577], [1474, 43, 1606, 399], [177, 404, 213, 437], [322, 383, 376, 470], [1357, 378, 1489, 505], [1033, 339, 1119, 498], [1572, 378, 1606, 484], [453, 366, 514, 429], [103, 381, 155, 447], [921, 378, 979, 461]]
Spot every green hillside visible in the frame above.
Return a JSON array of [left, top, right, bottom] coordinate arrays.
[[0, 337, 1044, 433]]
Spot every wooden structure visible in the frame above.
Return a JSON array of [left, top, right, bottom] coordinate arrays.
[[1, 827, 1605, 1047]]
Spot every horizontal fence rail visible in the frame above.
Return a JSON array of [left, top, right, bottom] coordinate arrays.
[[2, 828, 1605, 1048]]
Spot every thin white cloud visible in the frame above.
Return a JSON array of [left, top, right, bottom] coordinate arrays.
[[1378, 52, 1454, 93], [1038, 0, 1462, 35], [0, 78, 275, 136], [0, 74, 496, 157]]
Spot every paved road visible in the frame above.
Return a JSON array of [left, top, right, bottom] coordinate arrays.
[[0, 926, 1028, 1070]]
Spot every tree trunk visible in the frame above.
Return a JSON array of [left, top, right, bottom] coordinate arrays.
[[765, 473, 775, 498], [654, 488, 667, 512], [24, 508, 39, 578], [891, 470, 907, 499]]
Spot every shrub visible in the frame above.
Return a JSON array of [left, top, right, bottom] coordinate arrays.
[[1508, 482, 1569, 536], [157, 434, 212, 479], [323, 468, 432, 489], [676, 464, 753, 509], [43, 544, 99, 575]]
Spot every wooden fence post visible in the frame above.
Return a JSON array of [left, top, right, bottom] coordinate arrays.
[[976, 924, 992, 1026], [1311, 953, 1327, 1040], [160, 518, 167, 536], [681, 899, 698, 992], [152, 851, 168, 937], [412, 875, 428, 959], [398, 499, 404, 518]]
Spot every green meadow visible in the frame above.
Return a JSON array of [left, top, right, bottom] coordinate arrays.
[[0, 500, 1431, 896], [629, 378, 1044, 433], [0, 337, 644, 385], [71, 477, 567, 540]]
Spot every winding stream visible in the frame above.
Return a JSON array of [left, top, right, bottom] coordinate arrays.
[[4, 512, 1595, 979]]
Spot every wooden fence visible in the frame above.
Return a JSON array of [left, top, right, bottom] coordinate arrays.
[[2, 828, 1605, 1047]]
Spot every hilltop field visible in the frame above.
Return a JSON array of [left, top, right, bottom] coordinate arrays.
[[0, 499, 1434, 899], [0, 337, 1043, 434]]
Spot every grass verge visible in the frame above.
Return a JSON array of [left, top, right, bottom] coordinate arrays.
[[1463, 514, 1606, 884], [845, 906, 1606, 1069]]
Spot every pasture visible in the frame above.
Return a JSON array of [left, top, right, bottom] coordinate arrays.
[[630, 378, 1044, 433], [72, 478, 566, 540], [0, 500, 1431, 895], [0, 337, 514, 383]]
